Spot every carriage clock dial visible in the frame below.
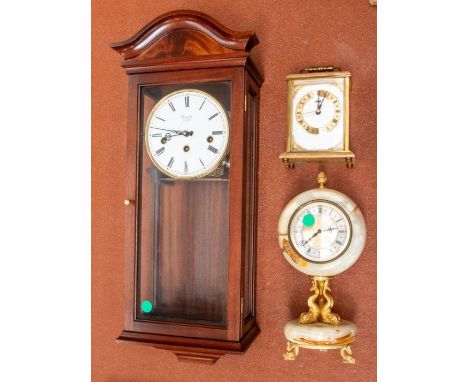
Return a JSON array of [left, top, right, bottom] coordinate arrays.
[[292, 84, 344, 151], [145, 89, 230, 179], [295, 89, 341, 135]]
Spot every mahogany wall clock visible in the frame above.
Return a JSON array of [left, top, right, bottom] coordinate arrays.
[[111, 10, 263, 364]]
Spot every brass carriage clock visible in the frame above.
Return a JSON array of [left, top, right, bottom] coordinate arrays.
[[280, 68, 355, 168], [111, 10, 262, 364]]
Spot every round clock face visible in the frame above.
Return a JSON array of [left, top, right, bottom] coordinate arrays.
[[145, 89, 230, 179], [288, 200, 351, 263], [295, 90, 341, 134], [291, 83, 344, 151], [278, 184, 366, 276]]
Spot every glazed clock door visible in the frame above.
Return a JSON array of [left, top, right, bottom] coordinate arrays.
[[137, 80, 232, 328], [113, 10, 262, 360]]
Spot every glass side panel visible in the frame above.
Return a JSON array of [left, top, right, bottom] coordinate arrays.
[[136, 81, 231, 327], [243, 88, 257, 321]]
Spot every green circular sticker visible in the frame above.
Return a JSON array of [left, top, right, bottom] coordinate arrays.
[[303, 213, 315, 227], [141, 300, 153, 313]]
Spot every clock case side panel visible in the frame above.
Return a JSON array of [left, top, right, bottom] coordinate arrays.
[[122, 74, 139, 332], [118, 66, 261, 356], [240, 72, 261, 338]]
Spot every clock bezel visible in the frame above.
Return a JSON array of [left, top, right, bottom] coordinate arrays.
[[287, 199, 353, 264], [144, 88, 231, 180], [278, 187, 366, 276]]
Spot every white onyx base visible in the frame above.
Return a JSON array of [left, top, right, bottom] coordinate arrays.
[[284, 319, 356, 345], [278, 187, 366, 276], [283, 319, 357, 363]]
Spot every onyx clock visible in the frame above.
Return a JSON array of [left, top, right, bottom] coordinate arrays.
[[278, 172, 366, 363], [111, 10, 263, 364]]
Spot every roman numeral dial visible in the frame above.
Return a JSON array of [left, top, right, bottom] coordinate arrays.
[[144, 89, 230, 179], [295, 90, 341, 134], [288, 200, 352, 263], [289, 79, 348, 153]]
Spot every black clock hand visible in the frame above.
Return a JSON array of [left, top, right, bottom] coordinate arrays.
[[302, 229, 322, 245], [302, 100, 325, 116], [315, 96, 322, 108], [316, 94, 326, 114], [319, 95, 326, 108], [153, 127, 183, 135], [153, 127, 186, 135], [153, 128, 193, 137], [301, 226, 338, 247]]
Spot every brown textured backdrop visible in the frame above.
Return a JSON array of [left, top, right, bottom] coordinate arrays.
[[92, 1, 376, 381]]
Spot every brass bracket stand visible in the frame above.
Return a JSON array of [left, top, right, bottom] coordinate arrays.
[[283, 276, 356, 364], [280, 152, 355, 169], [299, 276, 340, 325]]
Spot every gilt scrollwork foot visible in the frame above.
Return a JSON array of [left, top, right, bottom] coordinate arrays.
[[283, 341, 299, 360], [340, 345, 355, 364]]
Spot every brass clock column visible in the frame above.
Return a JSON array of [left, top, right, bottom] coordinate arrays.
[[111, 10, 263, 364]]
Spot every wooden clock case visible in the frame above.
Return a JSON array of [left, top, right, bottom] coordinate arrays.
[[111, 10, 263, 364]]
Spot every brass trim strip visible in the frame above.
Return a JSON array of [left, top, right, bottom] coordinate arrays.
[[296, 333, 355, 346]]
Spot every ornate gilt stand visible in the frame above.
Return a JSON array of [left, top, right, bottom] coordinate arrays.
[[283, 276, 356, 364]]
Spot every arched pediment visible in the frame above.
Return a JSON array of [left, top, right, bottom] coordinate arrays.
[[111, 10, 258, 61]]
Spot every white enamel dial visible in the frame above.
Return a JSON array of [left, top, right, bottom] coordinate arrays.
[[292, 83, 344, 151], [288, 200, 351, 263], [145, 89, 229, 179]]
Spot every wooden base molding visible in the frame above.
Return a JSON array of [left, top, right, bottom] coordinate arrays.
[[116, 323, 260, 362]]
